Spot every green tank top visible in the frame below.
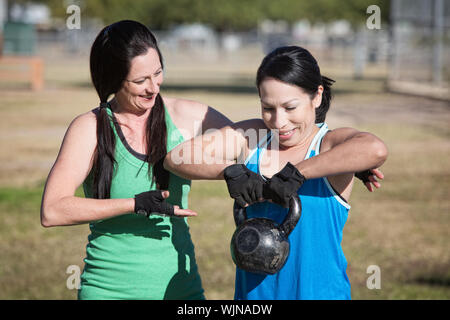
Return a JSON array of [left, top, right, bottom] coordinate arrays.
[[78, 106, 204, 300]]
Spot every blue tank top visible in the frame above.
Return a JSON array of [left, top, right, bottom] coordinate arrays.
[[234, 123, 351, 300]]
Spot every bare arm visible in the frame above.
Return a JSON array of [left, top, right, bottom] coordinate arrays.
[[164, 124, 242, 180], [295, 128, 388, 179], [166, 113, 388, 201], [40, 111, 136, 227], [164, 100, 250, 180], [41, 111, 196, 228], [294, 128, 387, 200], [164, 116, 268, 180]]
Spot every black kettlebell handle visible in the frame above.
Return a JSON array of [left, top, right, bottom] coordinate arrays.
[[233, 195, 302, 237]]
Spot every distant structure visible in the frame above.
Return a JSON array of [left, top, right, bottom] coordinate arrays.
[[0, 0, 5, 55], [166, 24, 218, 51], [0, 0, 45, 90], [389, 0, 450, 100]]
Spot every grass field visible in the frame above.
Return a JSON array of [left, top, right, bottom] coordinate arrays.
[[0, 46, 449, 299]]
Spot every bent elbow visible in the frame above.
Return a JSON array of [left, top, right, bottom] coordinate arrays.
[[372, 139, 388, 167], [41, 213, 53, 228], [41, 216, 53, 228], [41, 218, 53, 228], [40, 204, 56, 228]]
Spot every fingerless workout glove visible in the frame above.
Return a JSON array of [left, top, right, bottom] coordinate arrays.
[[263, 162, 306, 208], [355, 170, 371, 184], [223, 164, 265, 208], [134, 190, 175, 217]]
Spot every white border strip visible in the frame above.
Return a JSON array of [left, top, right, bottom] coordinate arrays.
[[244, 148, 257, 166], [305, 123, 328, 159], [322, 177, 351, 210]]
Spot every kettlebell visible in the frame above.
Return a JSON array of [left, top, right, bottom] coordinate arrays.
[[230, 195, 301, 275]]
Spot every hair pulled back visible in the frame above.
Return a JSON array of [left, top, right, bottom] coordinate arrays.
[[256, 46, 335, 123], [90, 20, 167, 199]]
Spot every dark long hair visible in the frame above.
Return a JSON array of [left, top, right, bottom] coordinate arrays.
[[89, 20, 167, 199], [256, 46, 335, 123]]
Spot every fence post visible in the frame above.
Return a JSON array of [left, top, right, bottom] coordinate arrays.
[[30, 57, 44, 91], [433, 0, 444, 85]]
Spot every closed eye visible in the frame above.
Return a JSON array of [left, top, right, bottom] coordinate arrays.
[[130, 69, 162, 84], [262, 103, 275, 111]]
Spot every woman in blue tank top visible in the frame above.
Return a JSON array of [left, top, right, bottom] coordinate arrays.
[[165, 46, 388, 300]]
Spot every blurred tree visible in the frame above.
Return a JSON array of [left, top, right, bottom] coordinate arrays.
[[22, 0, 390, 30], [262, 0, 390, 28], [196, 0, 263, 32]]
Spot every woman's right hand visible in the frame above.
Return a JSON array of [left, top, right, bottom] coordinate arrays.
[[223, 164, 265, 208], [134, 190, 197, 218]]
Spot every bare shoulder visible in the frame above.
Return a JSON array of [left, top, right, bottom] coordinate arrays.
[[321, 127, 360, 153], [163, 96, 209, 121], [163, 97, 208, 138], [163, 96, 233, 138], [61, 109, 99, 153], [71, 109, 98, 129], [46, 109, 99, 195]]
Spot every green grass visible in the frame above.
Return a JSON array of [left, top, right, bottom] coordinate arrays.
[[0, 183, 88, 299], [1, 155, 448, 300], [188, 181, 236, 300]]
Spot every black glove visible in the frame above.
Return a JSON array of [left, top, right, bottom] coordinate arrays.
[[134, 190, 174, 217], [263, 162, 305, 208], [223, 164, 265, 208], [355, 170, 372, 184]]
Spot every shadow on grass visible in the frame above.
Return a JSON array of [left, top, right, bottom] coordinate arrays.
[[405, 260, 450, 288], [413, 276, 450, 288]]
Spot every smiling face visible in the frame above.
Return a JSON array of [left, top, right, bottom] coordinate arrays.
[[115, 48, 163, 113], [259, 77, 323, 149]]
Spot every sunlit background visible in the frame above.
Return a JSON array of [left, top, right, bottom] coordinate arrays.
[[0, 0, 449, 299]]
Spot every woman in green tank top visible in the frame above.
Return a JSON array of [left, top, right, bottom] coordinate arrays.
[[40, 20, 232, 299]]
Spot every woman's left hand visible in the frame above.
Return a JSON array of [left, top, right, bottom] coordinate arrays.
[[134, 190, 198, 218], [355, 168, 384, 192], [263, 162, 306, 208]]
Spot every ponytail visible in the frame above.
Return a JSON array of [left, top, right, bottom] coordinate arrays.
[[89, 20, 168, 199], [146, 94, 169, 189], [92, 103, 116, 199], [92, 95, 169, 198]]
